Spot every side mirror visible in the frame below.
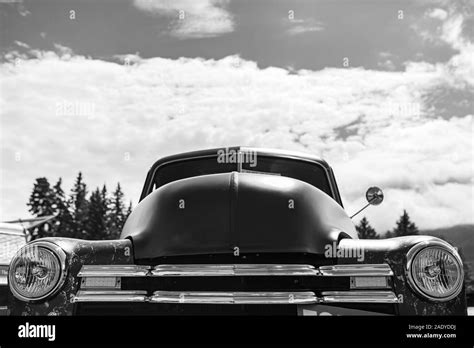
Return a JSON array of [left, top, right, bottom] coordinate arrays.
[[350, 187, 384, 218], [366, 186, 384, 205]]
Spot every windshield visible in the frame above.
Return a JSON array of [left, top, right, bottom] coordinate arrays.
[[151, 155, 333, 197]]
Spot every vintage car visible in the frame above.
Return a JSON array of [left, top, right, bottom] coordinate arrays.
[[7, 147, 467, 315], [0, 222, 26, 315]]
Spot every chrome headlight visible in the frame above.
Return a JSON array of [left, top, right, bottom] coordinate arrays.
[[9, 241, 67, 302], [406, 241, 464, 302]]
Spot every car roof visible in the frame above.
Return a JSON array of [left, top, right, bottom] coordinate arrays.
[[147, 146, 331, 171], [139, 146, 339, 202]]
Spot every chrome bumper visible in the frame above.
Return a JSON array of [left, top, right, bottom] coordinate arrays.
[[73, 290, 400, 304]]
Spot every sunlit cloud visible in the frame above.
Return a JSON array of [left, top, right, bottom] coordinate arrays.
[[287, 19, 325, 35], [133, 0, 234, 39]]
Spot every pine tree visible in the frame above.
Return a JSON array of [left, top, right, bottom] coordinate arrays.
[[27, 178, 56, 239], [101, 184, 112, 239], [27, 178, 55, 216], [101, 184, 108, 206], [69, 172, 89, 239], [107, 183, 126, 239], [125, 201, 133, 220], [391, 210, 419, 236], [86, 187, 108, 240], [51, 178, 74, 237], [26, 174, 132, 240], [356, 216, 379, 239]]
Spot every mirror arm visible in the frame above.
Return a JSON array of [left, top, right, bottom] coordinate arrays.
[[350, 197, 376, 219]]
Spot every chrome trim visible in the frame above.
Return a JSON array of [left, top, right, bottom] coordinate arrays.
[[152, 264, 234, 277], [151, 264, 318, 277], [78, 265, 150, 277], [321, 291, 400, 303], [78, 263, 394, 277], [9, 241, 68, 302], [350, 276, 390, 289], [152, 264, 392, 277], [319, 264, 393, 277], [149, 291, 318, 304], [71, 289, 400, 305], [72, 290, 147, 303], [405, 240, 464, 302], [80, 276, 121, 289], [0, 276, 7, 286]]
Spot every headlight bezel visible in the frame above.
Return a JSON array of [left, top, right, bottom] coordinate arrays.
[[406, 240, 464, 302], [8, 241, 68, 302]]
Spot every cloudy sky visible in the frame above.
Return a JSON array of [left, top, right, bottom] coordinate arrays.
[[0, 0, 472, 232]]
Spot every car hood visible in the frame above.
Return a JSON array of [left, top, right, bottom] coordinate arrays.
[[122, 172, 357, 259]]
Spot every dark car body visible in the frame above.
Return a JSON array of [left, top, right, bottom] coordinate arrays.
[[0, 223, 26, 315], [7, 147, 467, 315]]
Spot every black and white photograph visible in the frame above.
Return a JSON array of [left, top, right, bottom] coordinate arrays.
[[0, 0, 473, 345]]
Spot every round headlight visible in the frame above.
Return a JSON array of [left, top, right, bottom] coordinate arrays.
[[9, 241, 67, 302], [406, 241, 463, 302]]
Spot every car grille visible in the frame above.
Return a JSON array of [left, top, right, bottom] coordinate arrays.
[[73, 259, 399, 315]]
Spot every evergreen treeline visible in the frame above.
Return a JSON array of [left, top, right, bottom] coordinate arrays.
[[356, 209, 419, 239], [27, 172, 132, 240]]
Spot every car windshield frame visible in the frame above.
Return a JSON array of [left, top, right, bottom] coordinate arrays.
[[142, 151, 340, 204]]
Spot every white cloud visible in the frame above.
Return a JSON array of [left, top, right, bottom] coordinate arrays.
[[113, 54, 142, 66], [439, 14, 465, 49], [53, 44, 74, 57], [133, 0, 234, 39], [287, 19, 325, 35], [377, 52, 397, 71], [418, 3, 471, 50], [410, 4, 474, 87], [0, 45, 472, 232], [14, 41, 30, 49], [1, 0, 31, 16], [427, 8, 448, 21], [18, 3, 31, 17]]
